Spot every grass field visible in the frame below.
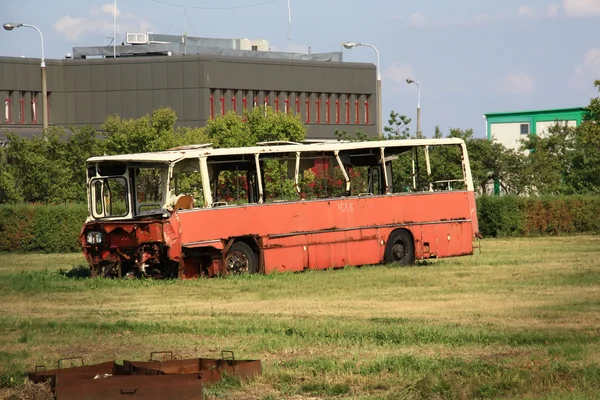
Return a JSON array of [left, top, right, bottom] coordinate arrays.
[[0, 236, 599, 399]]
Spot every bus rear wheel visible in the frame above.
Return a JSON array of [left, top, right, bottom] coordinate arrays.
[[384, 230, 415, 265], [225, 242, 258, 275]]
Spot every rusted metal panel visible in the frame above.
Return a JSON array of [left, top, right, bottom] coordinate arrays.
[[55, 374, 202, 400], [28, 361, 116, 388], [28, 352, 261, 399]]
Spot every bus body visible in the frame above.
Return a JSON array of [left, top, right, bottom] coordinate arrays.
[[81, 139, 479, 278]]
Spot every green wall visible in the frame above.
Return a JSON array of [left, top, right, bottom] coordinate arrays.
[[485, 108, 586, 140]]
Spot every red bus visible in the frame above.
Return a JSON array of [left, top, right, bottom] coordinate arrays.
[[81, 139, 479, 278]]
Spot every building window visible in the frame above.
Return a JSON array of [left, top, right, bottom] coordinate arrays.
[[326, 94, 331, 124], [345, 95, 350, 124], [251, 45, 258, 51], [31, 98, 37, 124], [520, 123, 529, 135], [315, 93, 321, 124], [4, 97, 11, 123]]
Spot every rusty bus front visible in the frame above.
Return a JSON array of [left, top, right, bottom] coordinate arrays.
[[81, 155, 185, 278]]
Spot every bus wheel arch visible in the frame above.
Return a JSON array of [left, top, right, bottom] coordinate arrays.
[[224, 237, 260, 275], [384, 229, 415, 265]]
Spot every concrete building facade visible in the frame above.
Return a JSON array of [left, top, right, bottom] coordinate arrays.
[[484, 107, 586, 151], [0, 54, 377, 140]]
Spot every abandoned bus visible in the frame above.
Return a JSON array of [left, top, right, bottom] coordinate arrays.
[[81, 139, 479, 278]]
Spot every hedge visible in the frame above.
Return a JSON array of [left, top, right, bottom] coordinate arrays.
[[0, 195, 598, 253], [476, 195, 600, 237], [0, 204, 88, 253]]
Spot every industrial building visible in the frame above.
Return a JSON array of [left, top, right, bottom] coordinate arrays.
[[1, 34, 378, 141], [484, 107, 586, 151]]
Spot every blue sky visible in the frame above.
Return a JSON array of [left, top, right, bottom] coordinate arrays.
[[2, 0, 599, 137]]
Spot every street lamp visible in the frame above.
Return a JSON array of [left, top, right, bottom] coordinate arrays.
[[342, 42, 382, 138], [3, 22, 48, 131], [406, 79, 421, 138]]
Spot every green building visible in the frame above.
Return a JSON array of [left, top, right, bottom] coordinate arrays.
[[484, 107, 586, 151]]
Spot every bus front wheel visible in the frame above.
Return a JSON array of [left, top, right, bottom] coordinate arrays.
[[225, 242, 258, 275], [384, 230, 415, 265]]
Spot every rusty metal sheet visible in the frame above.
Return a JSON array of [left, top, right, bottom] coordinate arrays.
[[55, 374, 202, 400], [28, 361, 116, 389], [122, 358, 261, 383]]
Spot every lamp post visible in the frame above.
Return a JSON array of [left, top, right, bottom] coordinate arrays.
[[406, 79, 420, 138], [3, 22, 48, 131], [342, 42, 382, 138]]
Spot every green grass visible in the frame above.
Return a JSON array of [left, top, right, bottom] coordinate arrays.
[[0, 236, 599, 399]]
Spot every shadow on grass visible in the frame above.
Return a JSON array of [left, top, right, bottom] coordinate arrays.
[[59, 265, 91, 279]]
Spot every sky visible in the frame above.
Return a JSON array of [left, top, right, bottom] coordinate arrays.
[[1, 0, 599, 138]]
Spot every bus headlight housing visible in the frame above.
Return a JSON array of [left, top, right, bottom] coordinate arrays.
[[86, 231, 105, 245]]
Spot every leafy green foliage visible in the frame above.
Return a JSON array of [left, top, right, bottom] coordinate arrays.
[[0, 204, 88, 252], [205, 107, 306, 148], [103, 107, 208, 155], [476, 195, 600, 237]]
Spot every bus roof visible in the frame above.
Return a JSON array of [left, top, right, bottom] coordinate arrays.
[[86, 138, 466, 164]]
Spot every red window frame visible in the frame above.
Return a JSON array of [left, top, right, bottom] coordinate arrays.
[[315, 95, 321, 124], [345, 96, 350, 124], [274, 94, 280, 112], [232, 95, 236, 113], [355, 97, 359, 125], [365, 98, 369, 124], [335, 97, 340, 124], [285, 97, 290, 114], [326, 96, 330, 124], [220, 94, 225, 116], [295, 96, 300, 114], [305, 95, 311, 123]]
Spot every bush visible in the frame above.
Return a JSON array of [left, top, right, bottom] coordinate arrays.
[[477, 195, 600, 238], [0, 204, 88, 253]]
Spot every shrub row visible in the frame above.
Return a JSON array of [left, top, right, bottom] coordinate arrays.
[[0, 204, 88, 253], [0, 195, 598, 253], [477, 195, 600, 237]]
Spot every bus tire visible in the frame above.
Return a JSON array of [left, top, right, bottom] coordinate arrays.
[[225, 242, 258, 275], [384, 229, 415, 265]]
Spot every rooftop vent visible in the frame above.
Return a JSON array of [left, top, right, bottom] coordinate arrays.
[[126, 32, 148, 45]]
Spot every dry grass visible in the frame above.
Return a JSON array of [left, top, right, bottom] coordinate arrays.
[[0, 236, 599, 399]]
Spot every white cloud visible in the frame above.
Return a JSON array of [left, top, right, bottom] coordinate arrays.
[[570, 48, 600, 89], [518, 6, 535, 18], [517, 4, 561, 19], [101, 3, 121, 17], [383, 62, 416, 94], [54, 3, 154, 41], [409, 13, 426, 28], [499, 71, 536, 95], [563, 0, 600, 17], [547, 4, 560, 16], [583, 48, 600, 74]]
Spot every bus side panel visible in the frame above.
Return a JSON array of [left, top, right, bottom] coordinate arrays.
[[435, 221, 474, 258], [263, 228, 382, 272]]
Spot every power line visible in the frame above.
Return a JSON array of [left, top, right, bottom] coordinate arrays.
[[147, 0, 282, 10]]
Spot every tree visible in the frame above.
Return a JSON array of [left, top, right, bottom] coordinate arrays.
[[205, 106, 307, 148], [384, 111, 412, 139], [569, 79, 600, 193], [103, 107, 208, 155]]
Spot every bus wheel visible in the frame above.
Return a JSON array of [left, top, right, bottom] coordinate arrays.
[[225, 242, 258, 275], [384, 230, 415, 265]]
